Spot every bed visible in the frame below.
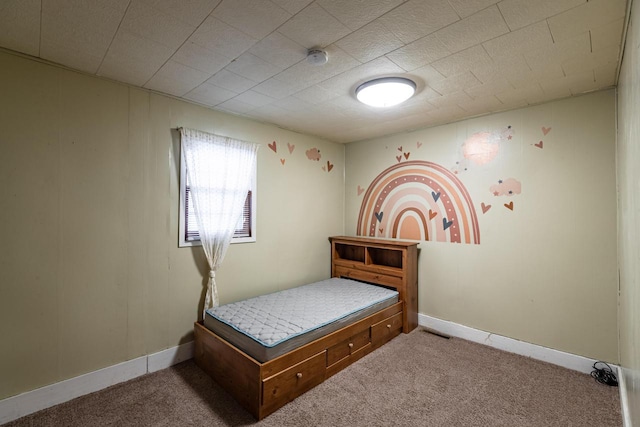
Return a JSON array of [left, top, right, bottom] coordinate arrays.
[[194, 236, 419, 420]]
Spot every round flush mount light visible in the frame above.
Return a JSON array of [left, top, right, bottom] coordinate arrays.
[[355, 77, 416, 108]]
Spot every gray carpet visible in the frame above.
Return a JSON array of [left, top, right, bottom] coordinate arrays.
[[5, 329, 621, 426]]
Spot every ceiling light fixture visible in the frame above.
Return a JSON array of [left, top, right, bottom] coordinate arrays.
[[355, 77, 416, 108]]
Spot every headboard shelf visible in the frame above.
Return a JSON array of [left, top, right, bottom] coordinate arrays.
[[329, 236, 419, 333], [366, 246, 403, 269], [334, 242, 365, 263]]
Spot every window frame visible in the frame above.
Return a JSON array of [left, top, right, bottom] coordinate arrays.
[[178, 146, 257, 248]]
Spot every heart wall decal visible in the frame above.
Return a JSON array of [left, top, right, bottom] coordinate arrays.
[[428, 209, 437, 220], [443, 218, 453, 230], [481, 203, 491, 214], [374, 211, 384, 222], [535, 141, 543, 149], [357, 185, 364, 196], [287, 143, 295, 154], [432, 191, 441, 202], [268, 141, 277, 153], [326, 161, 334, 172], [542, 126, 552, 135], [504, 201, 514, 211]]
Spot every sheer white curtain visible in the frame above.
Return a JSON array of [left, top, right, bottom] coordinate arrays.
[[179, 127, 259, 318]]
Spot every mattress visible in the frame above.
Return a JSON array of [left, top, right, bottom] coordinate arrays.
[[203, 278, 399, 362]]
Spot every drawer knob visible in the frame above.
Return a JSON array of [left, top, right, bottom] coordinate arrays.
[[296, 372, 303, 379], [386, 324, 391, 329], [348, 343, 354, 348]]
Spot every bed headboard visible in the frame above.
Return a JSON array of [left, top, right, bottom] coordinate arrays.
[[329, 236, 419, 333]]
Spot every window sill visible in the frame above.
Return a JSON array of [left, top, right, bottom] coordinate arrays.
[[179, 236, 256, 248]]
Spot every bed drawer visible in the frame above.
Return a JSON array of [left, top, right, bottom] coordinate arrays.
[[371, 312, 403, 346], [334, 265, 402, 288], [262, 351, 326, 409], [326, 328, 371, 367]]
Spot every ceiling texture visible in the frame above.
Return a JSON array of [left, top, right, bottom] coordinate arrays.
[[0, 0, 629, 143]]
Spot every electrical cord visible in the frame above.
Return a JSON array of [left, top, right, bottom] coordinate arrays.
[[590, 361, 618, 387]]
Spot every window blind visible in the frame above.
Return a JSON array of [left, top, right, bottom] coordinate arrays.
[[184, 184, 252, 241]]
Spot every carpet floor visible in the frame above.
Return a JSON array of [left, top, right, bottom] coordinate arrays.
[[5, 329, 621, 426]]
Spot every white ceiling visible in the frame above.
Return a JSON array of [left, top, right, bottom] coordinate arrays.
[[0, 0, 629, 143]]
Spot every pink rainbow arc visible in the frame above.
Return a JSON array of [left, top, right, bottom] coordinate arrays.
[[357, 161, 480, 244]]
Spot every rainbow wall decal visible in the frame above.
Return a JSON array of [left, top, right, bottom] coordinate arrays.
[[357, 161, 480, 244]]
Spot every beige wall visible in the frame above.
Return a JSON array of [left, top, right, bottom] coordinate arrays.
[[0, 51, 344, 399], [617, 0, 640, 420], [345, 90, 618, 363], [0, 41, 625, 405]]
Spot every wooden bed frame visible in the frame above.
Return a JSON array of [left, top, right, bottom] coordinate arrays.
[[194, 236, 418, 420]]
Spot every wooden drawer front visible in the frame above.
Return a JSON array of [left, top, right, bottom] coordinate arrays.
[[262, 351, 326, 408], [371, 312, 403, 345], [334, 266, 402, 288], [326, 328, 370, 367]]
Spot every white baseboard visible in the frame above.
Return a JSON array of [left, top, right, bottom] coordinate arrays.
[[418, 313, 601, 374], [148, 341, 194, 373], [0, 342, 195, 425], [618, 367, 634, 427]]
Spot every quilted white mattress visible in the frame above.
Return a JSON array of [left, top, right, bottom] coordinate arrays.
[[203, 278, 399, 362]]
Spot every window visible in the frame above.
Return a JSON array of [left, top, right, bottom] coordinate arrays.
[[179, 149, 256, 247]]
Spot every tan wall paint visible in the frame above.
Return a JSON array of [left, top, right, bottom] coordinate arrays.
[[0, 51, 344, 399], [617, 0, 640, 420], [0, 44, 624, 403], [345, 91, 618, 363]]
